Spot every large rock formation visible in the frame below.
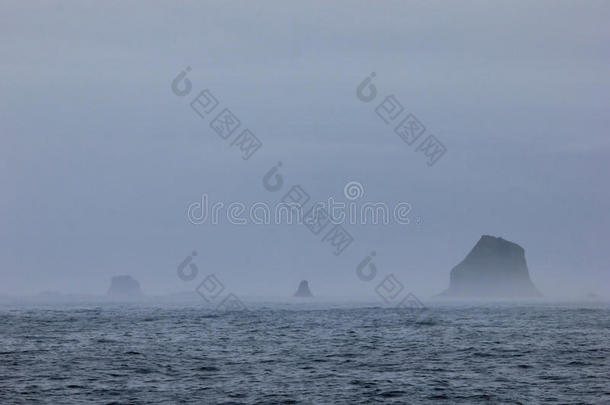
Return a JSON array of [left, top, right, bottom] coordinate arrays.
[[294, 280, 313, 297], [106, 275, 143, 298], [441, 235, 541, 298]]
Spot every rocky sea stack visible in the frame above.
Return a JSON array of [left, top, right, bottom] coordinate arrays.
[[441, 235, 541, 298], [107, 275, 143, 298], [294, 280, 313, 297]]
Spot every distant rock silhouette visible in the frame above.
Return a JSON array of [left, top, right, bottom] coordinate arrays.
[[107, 275, 143, 298], [585, 292, 601, 301], [441, 235, 541, 298], [294, 280, 313, 297]]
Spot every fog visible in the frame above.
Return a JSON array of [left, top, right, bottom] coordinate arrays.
[[1, 1, 609, 301]]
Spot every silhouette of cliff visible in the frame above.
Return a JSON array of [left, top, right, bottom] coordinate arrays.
[[294, 280, 313, 297], [107, 275, 143, 298], [441, 235, 541, 298]]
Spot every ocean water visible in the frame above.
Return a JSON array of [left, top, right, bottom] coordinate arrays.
[[0, 302, 608, 404]]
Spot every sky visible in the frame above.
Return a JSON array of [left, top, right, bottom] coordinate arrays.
[[1, 1, 609, 299]]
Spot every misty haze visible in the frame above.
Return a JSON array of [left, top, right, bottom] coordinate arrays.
[[1, 1, 609, 404]]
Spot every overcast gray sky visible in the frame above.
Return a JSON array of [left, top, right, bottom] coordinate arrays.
[[1, 1, 609, 299]]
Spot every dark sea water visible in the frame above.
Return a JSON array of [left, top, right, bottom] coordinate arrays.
[[1, 302, 609, 404]]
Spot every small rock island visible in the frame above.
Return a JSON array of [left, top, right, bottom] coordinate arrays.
[[107, 275, 143, 299], [441, 235, 541, 298], [294, 280, 313, 297]]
